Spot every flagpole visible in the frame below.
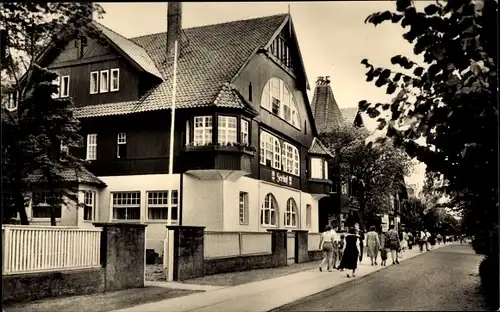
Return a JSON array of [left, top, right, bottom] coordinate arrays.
[[167, 39, 179, 225]]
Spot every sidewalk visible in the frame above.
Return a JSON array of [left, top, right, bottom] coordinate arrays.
[[113, 242, 457, 312]]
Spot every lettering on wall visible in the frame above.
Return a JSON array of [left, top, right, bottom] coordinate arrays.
[[271, 170, 292, 186]]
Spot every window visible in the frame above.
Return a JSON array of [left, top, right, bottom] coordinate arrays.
[[60, 75, 70, 98], [239, 192, 248, 225], [110, 68, 120, 92], [261, 78, 301, 128], [217, 115, 237, 145], [52, 76, 60, 98], [285, 198, 298, 227], [185, 119, 190, 145], [6, 91, 18, 110], [310, 157, 325, 179], [260, 193, 277, 226], [306, 204, 312, 228], [100, 70, 109, 93], [241, 119, 249, 145], [86, 134, 97, 160], [147, 190, 178, 222], [83, 191, 95, 221], [117, 133, 127, 159], [60, 141, 69, 160], [260, 131, 299, 175], [282, 143, 300, 176], [112, 192, 140, 220], [193, 116, 212, 146], [90, 71, 99, 94], [324, 160, 328, 179], [341, 183, 348, 195], [248, 83, 253, 102], [32, 191, 61, 219]]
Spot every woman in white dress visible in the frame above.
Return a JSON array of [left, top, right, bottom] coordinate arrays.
[[399, 231, 409, 257]]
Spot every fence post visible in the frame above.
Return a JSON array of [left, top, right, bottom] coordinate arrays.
[[3, 226, 10, 274], [165, 226, 205, 281]]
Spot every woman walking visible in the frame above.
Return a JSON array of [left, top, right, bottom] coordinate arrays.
[[365, 225, 380, 265], [339, 227, 360, 278], [385, 225, 400, 265], [318, 225, 336, 272]]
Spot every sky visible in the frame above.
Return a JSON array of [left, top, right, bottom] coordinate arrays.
[[96, 1, 429, 191]]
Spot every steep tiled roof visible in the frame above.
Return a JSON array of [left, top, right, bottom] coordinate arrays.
[[27, 167, 106, 187], [308, 137, 334, 158], [75, 14, 288, 118], [93, 22, 163, 79], [340, 107, 359, 125], [310, 81, 344, 134]]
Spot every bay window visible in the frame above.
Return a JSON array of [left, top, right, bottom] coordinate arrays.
[[310, 157, 328, 179], [241, 119, 249, 145], [32, 191, 61, 219], [261, 77, 301, 128], [260, 131, 300, 175]]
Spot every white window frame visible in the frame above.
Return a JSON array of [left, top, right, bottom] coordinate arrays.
[[241, 119, 249, 145], [239, 192, 248, 225], [83, 190, 95, 221], [310, 157, 324, 179], [52, 76, 61, 98], [60, 141, 69, 160], [260, 193, 278, 227], [341, 182, 348, 195], [86, 134, 97, 160], [32, 191, 62, 219], [90, 71, 99, 94], [306, 204, 312, 228], [60, 75, 70, 98], [6, 91, 18, 110], [146, 190, 178, 223], [323, 159, 328, 179], [112, 191, 141, 221], [100, 69, 109, 93], [185, 119, 190, 145], [110, 68, 120, 92], [260, 77, 301, 129], [117, 132, 126, 159], [193, 116, 212, 146], [217, 115, 237, 145], [259, 131, 281, 169], [284, 198, 298, 227], [283, 142, 300, 176]]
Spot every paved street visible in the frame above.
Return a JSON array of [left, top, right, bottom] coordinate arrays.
[[272, 244, 487, 311]]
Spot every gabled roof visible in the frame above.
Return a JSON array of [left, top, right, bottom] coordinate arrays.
[[310, 80, 344, 134], [340, 107, 360, 125], [308, 137, 334, 158], [93, 22, 163, 79], [75, 14, 288, 118]]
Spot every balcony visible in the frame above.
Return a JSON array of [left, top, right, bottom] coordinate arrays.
[[182, 143, 256, 180], [308, 178, 333, 199]]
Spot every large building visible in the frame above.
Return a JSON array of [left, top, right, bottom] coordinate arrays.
[[3, 4, 334, 253]]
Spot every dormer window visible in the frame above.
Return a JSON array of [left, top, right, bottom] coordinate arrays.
[[110, 68, 120, 92], [261, 78, 301, 129], [60, 75, 70, 98], [90, 71, 99, 94], [100, 70, 109, 93]]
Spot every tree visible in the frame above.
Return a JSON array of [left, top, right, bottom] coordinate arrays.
[[320, 124, 413, 228], [1, 2, 105, 225], [358, 0, 497, 256]]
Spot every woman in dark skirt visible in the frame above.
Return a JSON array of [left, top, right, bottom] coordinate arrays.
[[339, 227, 360, 278]]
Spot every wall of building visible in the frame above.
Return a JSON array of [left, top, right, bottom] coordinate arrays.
[[98, 174, 181, 252]]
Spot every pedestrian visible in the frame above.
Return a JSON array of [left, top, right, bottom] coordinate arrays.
[[339, 227, 360, 278], [436, 233, 443, 245], [407, 231, 414, 250], [331, 230, 341, 269], [425, 229, 432, 250], [429, 233, 436, 249], [418, 228, 429, 252], [385, 224, 400, 265], [365, 225, 380, 266], [380, 245, 388, 266], [358, 226, 365, 263], [318, 225, 336, 272], [337, 234, 346, 271]]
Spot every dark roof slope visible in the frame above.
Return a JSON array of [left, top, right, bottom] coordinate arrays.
[[339, 107, 359, 125], [310, 81, 344, 134], [74, 14, 288, 118], [27, 167, 106, 187], [309, 137, 334, 158]]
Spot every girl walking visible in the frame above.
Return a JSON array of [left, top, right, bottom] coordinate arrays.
[[386, 225, 400, 265], [318, 225, 335, 272], [365, 225, 380, 265], [339, 227, 360, 278]]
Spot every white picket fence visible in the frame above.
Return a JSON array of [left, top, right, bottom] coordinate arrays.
[[2, 225, 103, 275]]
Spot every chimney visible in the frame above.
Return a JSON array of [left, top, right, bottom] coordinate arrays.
[[167, 2, 182, 60]]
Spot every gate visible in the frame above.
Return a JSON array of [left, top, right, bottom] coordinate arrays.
[[287, 232, 296, 265]]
